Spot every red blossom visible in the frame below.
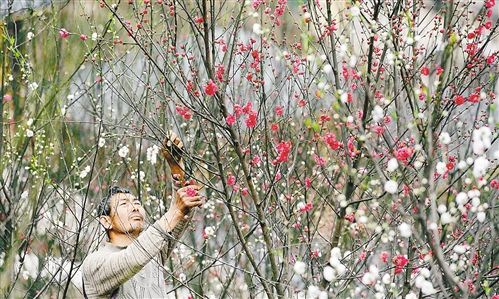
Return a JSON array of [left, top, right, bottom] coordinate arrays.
[[392, 255, 409, 275], [80, 34, 88, 41], [454, 95, 466, 105], [245, 111, 258, 128], [486, 55, 496, 65], [421, 66, 430, 76], [395, 146, 414, 164], [204, 79, 218, 96], [243, 102, 253, 114], [323, 133, 341, 150], [468, 93, 480, 103], [273, 141, 292, 164], [175, 106, 192, 121]]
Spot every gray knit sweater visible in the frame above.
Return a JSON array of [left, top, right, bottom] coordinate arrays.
[[81, 213, 192, 298]]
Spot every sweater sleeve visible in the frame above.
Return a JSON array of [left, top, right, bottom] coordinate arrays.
[[81, 219, 172, 297], [160, 212, 193, 265]]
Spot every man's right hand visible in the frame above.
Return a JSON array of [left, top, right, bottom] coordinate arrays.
[[171, 184, 204, 216]]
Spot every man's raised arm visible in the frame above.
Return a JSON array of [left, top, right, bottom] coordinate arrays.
[[81, 208, 184, 297]]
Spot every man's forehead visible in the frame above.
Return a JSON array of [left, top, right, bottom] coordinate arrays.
[[111, 192, 136, 203]]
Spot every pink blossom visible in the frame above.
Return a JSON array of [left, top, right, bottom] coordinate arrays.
[[299, 202, 313, 213], [226, 114, 236, 126], [204, 79, 218, 96], [80, 34, 88, 41], [251, 155, 261, 167], [216, 65, 225, 82], [59, 28, 70, 39], [227, 175, 236, 186], [275, 105, 284, 116], [252, 0, 263, 9], [185, 187, 198, 197], [380, 251, 389, 263], [305, 177, 311, 189]]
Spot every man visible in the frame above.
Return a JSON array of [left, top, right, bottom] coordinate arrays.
[[81, 133, 202, 298]]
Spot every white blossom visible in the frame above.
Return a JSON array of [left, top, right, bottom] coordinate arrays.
[[436, 161, 447, 175], [473, 156, 489, 178], [27, 31, 35, 40], [350, 5, 360, 17], [323, 266, 336, 281], [398, 222, 412, 238], [440, 212, 454, 225], [26, 129, 34, 138], [477, 211, 486, 223], [146, 145, 160, 165], [420, 280, 437, 295], [382, 273, 391, 284], [420, 268, 431, 278], [456, 192, 468, 205], [252, 23, 263, 35], [472, 127, 492, 155], [318, 291, 328, 299], [91, 32, 98, 41], [118, 145, 129, 158], [453, 245, 466, 254], [361, 265, 379, 285], [79, 166, 91, 178], [372, 105, 384, 123], [293, 261, 307, 275], [384, 180, 398, 194], [307, 285, 321, 299], [405, 292, 418, 299], [322, 64, 332, 74], [437, 204, 447, 214], [330, 247, 342, 260], [439, 132, 451, 145], [28, 82, 39, 91], [386, 158, 398, 172], [98, 138, 106, 148]]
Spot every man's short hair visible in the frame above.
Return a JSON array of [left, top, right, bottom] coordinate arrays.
[[98, 186, 132, 217]]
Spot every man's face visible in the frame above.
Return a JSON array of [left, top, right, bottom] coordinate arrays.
[[105, 193, 146, 236]]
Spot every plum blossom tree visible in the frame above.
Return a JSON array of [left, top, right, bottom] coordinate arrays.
[[0, 0, 498, 298]]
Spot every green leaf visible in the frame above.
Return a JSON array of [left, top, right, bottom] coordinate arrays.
[[304, 118, 312, 128], [311, 122, 320, 132]]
